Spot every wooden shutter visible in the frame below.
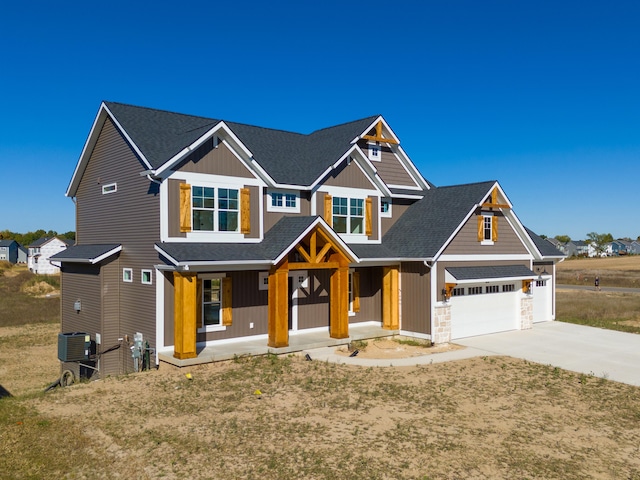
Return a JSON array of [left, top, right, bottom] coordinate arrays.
[[492, 216, 498, 242], [196, 279, 202, 330], [365, 198, 372, 236], [324, 194, 332, 227], [353, 271, 360, 313], [222, 277, 233, 326], [477, 215, 483, 242], [241, 188, 251, 234], [180, 183, 192, 232]]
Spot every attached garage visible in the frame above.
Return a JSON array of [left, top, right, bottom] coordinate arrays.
[[445, 265, 536, 340]]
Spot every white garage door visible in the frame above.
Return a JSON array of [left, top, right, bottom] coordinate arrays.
[[450, 288, 519, 339], [532, 279, 551, 323]]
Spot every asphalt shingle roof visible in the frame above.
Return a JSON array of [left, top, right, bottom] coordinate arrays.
[[104, 102, 378, 186], [50, 244, 120, 262], [446, 265, 535, 281], [525, 227, 566, 257], [382, 181, 496, 258]]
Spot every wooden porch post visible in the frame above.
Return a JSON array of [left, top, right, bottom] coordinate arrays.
[[382, 266, 399, 330], [173, 271, 198, 359], [329, 255, 349, 339], [268, 259, 289, 347]]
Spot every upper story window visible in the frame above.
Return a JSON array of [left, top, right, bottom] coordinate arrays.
[[192, 186, 238, 232], [368, 142, 381, 161], [478, 213, 498, 245], [267, 190, 300, 213], [380, 198, 392, 218], [333, 197, 364, 234], [102, 183, 117, 194]]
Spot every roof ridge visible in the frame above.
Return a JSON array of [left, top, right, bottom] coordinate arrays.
[[309, 115, 380, 136], [103, 101, 219, 124], [435, 180, 497, 190]]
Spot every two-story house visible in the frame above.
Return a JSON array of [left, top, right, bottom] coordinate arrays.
[[28, 237, 71, 274], [52, 102, 564, 378], [0, 239, 27, 264]]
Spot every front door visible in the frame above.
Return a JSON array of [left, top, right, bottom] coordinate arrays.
[[288, 271, 308, 331]]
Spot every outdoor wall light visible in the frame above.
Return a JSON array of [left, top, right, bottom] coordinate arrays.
[[441, 288, 448, 303], [74, 300, 81, 312]]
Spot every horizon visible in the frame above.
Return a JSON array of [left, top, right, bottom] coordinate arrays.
[[1, 1, 638, 239]]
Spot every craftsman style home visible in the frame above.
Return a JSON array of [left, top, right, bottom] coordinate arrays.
[[52, 102, 564, 377]]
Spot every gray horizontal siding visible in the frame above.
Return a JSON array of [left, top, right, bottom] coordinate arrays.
[[444, 213, 529, 255]]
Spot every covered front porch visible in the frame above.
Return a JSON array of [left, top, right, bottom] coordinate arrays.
[[158, 322, 398, 367]]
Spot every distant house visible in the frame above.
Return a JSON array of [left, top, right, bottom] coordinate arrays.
[[28, 237, 72, 274], [0, 240, 27, 264], [630, 241, 640, 255], [545, 238, 566, 255], [607, 240, 630, 256]]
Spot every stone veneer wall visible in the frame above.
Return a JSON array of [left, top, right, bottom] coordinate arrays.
[[520, 296, 533, 330], [433, 304, 451, 344]]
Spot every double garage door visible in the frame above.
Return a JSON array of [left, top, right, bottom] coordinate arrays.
[[450, 285, 519, 340]]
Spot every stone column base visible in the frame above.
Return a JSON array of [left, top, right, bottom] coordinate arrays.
[[433, 304, 452, 344]]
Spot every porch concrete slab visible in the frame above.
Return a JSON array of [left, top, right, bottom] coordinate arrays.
[[305, 322, 640, 387], [158, 323, 398, 368]]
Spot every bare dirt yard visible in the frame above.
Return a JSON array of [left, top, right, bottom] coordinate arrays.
[[3, 262, 640, 478], [2, 322, 640, 479]]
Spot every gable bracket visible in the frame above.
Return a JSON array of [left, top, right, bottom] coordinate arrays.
[[362, 121, 399, 145]]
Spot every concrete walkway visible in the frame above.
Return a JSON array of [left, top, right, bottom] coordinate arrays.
[[305, 322, 640, 387]]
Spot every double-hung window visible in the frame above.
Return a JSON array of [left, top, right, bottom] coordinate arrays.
[[483, 216, 492, 241], [203, 278, 222, 327], [192, 186, 238, 232], [333, 197, 364, 234]]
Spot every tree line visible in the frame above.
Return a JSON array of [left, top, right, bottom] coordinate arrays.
[[0, 229, 75, 247], [540, 232, 640, 256]]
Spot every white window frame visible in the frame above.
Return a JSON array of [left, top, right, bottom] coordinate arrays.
[[102, 183, 117, 194], [123, 268, 133, 283], [368, 142, 381, 162], [481, 213, 494, 245], [258, 271, 269, 291], [199, 273, 227, 333], [348, 270, 356, 316], [332, 196, 365, 236], [380, 198, 392, 218], [141, 269, 152, 285], [191, 185, 240, 233], [266, 189, 300, 213]]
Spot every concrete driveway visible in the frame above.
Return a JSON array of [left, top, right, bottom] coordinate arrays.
[[306, 321, 640, 387], [456, 321, 640, 386]]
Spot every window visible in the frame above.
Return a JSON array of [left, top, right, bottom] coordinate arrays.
[[486, 285, 499, 294], [333, 197, 365, 234], [468, 286, 483, 295], [203, 278, 222, 327], [536, 280, 546, 287], [268, 190, 300, 212], [141, 270, 152, 285], [502, 284, 515, 292], [192, 186, 238, 232], [123, 268, 133, 282], [258, 271, 269, 291], [452, 287, 465, 297], [102, 183, 117, 194], [368, 143, 381, 161], [483, 216, 492, 241], [380, 198, 392, 218]]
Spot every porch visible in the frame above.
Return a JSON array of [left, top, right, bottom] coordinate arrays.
[[158, 322, 398, 368]]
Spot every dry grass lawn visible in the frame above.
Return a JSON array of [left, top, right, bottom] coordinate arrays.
[[3, 261, 640, 478], [557, 255, 640, 288]]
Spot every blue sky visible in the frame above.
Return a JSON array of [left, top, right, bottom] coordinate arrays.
[[1, 0, 638, 240]]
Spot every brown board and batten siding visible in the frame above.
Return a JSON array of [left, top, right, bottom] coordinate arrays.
[[443, 212, 529, 255], [59, 263, 101, 379], [100, 258, 121, 376], [298, 271, 331, 329], [323, 159, 377, 190], [74, 117, 160, 371], [352, 266, 382, 323], [173, 139, 255, 178], [381, 198, 414, 236], [264, 190, 312, 233], [400, 262, 430, 335]]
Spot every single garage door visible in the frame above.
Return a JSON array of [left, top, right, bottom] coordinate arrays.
[[532, 278, 551, 323], [450, 287, 519, 339]]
